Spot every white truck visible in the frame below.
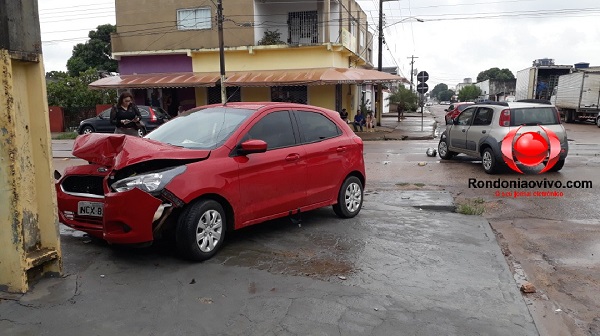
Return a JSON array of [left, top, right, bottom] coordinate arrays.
[[551, 71, 600, 124], [515, 65, 572, 101]]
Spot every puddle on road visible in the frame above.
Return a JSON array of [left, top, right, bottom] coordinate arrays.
[[211, 222, 363, 280]]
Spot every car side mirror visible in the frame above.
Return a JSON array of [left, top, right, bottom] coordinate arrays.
[[238, 139, 267, 155]]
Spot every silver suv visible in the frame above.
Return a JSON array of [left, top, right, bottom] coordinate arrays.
[[438, 100, 568, 174]]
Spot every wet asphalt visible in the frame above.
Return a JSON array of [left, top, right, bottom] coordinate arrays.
[[0, 128, 540, 335]]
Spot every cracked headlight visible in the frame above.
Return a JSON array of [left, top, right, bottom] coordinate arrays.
[[111, 166, 186, 193]]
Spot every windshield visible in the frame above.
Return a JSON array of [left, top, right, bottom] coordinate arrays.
[[511, 107, 559, 126], [145, 107, 254, 149]]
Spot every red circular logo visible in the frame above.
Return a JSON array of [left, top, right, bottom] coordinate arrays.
[[501, 126, 561, 174], [513, 132, 549, 166]]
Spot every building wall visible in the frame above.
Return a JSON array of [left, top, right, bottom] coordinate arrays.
[[119, 54, 192, 75], [192, 46, 348, 72], [242, 87, 270, 101], [113, 0, 254, 52], [308, 85, 336, 110]]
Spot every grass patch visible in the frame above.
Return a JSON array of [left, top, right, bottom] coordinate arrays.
[[395, 182, 410, 186], [456, 198, 485, 215], [414, 183, 425, 187], [53, 132, 79, 140]]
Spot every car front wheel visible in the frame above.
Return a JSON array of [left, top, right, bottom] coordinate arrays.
[[176, 199, 226, 261], [596, 117, 600, 128], [81, 125, 94, 134], [438, 138, 456, 160], [333, 176, 363, 218], [549, 159, 565, 172], [137, 128, 146, 137]]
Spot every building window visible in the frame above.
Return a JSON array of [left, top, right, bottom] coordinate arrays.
[[271, 86, 308, 104], [177, 7, 212, 30], [288, 11, 318, 44], [360, 30, 365, 48]]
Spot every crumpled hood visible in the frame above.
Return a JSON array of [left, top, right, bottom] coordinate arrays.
[[72, 133, 210, 170]]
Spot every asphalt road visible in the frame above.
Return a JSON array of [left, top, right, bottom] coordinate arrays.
[[0, 132, 541, 335]]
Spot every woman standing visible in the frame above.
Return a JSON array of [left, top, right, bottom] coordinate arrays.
[[110, 92, 142, 136]]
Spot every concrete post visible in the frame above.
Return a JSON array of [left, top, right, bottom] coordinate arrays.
[[0, 0, 62, 293]]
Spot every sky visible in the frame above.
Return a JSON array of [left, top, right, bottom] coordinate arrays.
[[39, 0, 600, 90]]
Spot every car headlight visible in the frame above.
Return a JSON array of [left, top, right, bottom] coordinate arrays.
[[111, 166, 186, 193]]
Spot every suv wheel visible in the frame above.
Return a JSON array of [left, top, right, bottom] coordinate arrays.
[[596, 116, 600, 128], [549, 159, 565, 172], [438, 138, 456, 160], [482, 148, 499, 174]]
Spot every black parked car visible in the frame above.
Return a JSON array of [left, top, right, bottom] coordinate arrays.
[[77, 105, 170, 137]]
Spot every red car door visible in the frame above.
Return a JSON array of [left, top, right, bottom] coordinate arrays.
[[293, 109, 348, 206], [235, 110, 308, 225]]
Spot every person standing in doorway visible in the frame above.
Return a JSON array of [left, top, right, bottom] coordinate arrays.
[[110, 92, 142, 136]]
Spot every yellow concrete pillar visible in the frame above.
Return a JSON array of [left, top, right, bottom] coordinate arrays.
[[0, 1, 62, 293]]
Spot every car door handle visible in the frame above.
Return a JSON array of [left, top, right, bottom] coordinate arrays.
[[285, 153, 300, 161], [481, 130, 486, 134], [336, 146, 346, 152]]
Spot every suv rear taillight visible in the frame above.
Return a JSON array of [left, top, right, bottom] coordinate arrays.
[[499, 109, 511, 127], [149, 108, 157, 121]]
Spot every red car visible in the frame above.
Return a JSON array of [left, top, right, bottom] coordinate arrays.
[[55, 103, 366, 261], [444, 102, 474, 123]]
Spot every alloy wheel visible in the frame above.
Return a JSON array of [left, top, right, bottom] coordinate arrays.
[[195, 209, 223, 253], [344, 182, 362, 213], [482, 151, 493, 170]]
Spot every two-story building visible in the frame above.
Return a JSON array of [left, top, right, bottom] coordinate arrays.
[[89, 0, 406, 118]]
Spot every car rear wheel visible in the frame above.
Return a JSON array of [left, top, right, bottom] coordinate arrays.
[[596, 117, 600, 128], [176, 199, 226, 261], [333, 176, 363, 218], [81, 125, 94, 134], [438, 139, 456, 160], [482, 148, 499, 174], [549, 159, 565, 172]]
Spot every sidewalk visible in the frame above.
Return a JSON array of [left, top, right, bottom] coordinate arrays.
[[355, 110, 438, 141]]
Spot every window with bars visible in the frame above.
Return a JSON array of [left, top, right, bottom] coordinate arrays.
[[177, 7, 212, 30], [271, 86, 308, 104], [207, 86, 241, 104], [288, 11, 318, 44]]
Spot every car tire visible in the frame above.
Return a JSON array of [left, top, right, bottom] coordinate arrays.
[[549, 159, 565, 172], [176, 199, 226, 261], [81, 125, 95, 134], [438, 138, 456, 160], [482, 148, 499, 174], [333, 176, 363, 218], [596, 117, 600, 128], [137, 128, 146, 137]]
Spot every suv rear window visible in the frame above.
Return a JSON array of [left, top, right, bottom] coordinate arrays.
[[511, 107, 559, 126]]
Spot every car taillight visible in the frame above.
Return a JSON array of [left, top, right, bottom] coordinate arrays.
[[149, 108, 157, 121], [498, 109, 510, 127]]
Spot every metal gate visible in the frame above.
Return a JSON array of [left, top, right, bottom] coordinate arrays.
[[207, 86, 241, 104], [288, 11, 318, 44]]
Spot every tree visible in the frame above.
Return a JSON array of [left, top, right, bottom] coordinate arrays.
[[47, 68, 117, 113], [258, 29, 285, 45], [67, 24, 117, 76], [438, 89, 455, 102], [430, 83, 448, 101], [388, 86, 418, 120], [476, 67, 515, 82], [458, 85, 482, 102]]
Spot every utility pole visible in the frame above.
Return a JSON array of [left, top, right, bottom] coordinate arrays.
[[217, 0, 226, 104], [407, 55, 418, 92], [376, 0, 384, 126]]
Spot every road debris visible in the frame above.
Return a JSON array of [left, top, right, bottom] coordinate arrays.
[[418, 162, 427, 166], [338, 276, 347, 280], [199, 297, 214, 304], [520, 282, 536, 293]]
